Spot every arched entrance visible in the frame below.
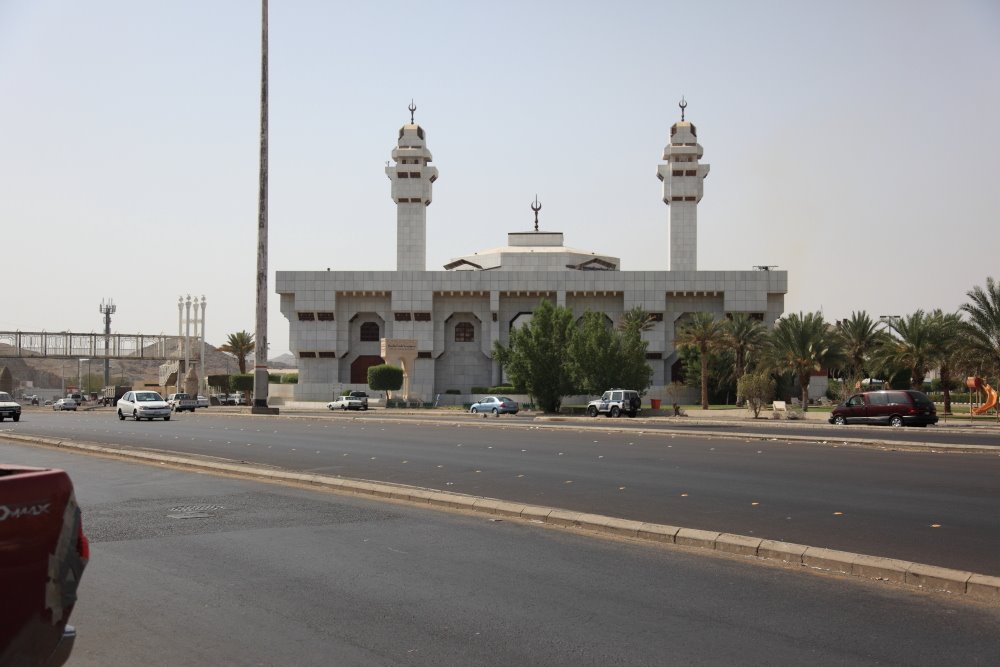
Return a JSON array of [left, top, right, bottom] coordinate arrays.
[[351, 355, 384, 384]]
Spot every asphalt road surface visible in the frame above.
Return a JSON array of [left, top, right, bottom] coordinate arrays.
[[3, 442, 998, 667], [6, 409, 1000, 575]]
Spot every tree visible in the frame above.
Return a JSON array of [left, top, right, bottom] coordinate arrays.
[[368, 364, 403, 400], [765, 311, 844, 410], [675, 312, 727, 410], [928, 309, 963, 414], [836, 311, 886, 389], [568, 312, 621, 395], [737, 370, 775, 418], [878, 311, 935, 389], [616, 309, 654, 393], [725, 313, 767, 384], [493, 299, 576, 413], [219, 331, 255, 374], [961, 277, 1000, 377], [618, 306, 656, 333]]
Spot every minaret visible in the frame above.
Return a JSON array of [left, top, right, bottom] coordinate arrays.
[[657, 98, 710, 271], [386, 101, 439, 271]]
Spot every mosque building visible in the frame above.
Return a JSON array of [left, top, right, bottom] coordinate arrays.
[[276, 101, 787, 401]]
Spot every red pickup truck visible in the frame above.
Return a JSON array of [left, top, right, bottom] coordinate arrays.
[[1, 465, 89, 666]]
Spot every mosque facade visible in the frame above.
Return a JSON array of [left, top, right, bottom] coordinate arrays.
[[276, 103, 787, 401]]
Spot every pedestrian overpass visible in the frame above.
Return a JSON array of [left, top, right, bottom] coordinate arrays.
[[0, 331, 197, 361]]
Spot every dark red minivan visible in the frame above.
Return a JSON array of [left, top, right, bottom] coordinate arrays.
[[829, 390, 938, 427]]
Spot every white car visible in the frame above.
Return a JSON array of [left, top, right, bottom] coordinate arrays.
[[52, 398, 78, 411], [196, 395, 209, 408], [117, 390, 171, 421], [327, 395, 365, 411]]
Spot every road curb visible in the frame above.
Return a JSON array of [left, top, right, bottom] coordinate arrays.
[[3, 432, 998, 602]]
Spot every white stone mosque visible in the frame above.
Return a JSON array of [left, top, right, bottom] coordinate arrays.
[[276, 101, 787, 401]]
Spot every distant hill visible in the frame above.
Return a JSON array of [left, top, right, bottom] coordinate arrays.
[[268, 352, 295, 368]]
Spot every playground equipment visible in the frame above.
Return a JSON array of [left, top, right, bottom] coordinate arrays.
[[965, 376, 998, 416]]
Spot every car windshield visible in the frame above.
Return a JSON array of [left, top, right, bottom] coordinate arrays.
[[0, 392, 12, 401], [498, 397, 513, 403], [136, 392, 162, 402]]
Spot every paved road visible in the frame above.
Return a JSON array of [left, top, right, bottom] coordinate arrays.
[[4, 442, 998, 667], [7, 409, 999, 575], [276, 407, 1000, 448]]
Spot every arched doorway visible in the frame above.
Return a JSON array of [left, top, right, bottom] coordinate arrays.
[[351, 355, 384, 384]]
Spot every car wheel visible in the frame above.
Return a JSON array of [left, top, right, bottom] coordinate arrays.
[[0, 416, 4, 422], [889, 415, 903, 427], [164, 416, 170, 421], [627, 411, 636, 418], [118, 410, 125, 421], [833, 415, 846, 425], [471, 407, 478, 414], [12, 415, 18, 422], [492, 408, 499, 415], [133, 410, 140, 421], [587, 406, 598, 417], [610, 406, 621, 418]]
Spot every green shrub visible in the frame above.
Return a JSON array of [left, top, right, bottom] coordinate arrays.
[[268, 373, 282, 383], [280, 373, 298, 384], [470, 386, 489, 394], [445, 389, 461, 395], [368, 364, 404, 397]]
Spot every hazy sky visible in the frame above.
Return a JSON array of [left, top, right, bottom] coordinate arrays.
[[2, 0, 998, 356]]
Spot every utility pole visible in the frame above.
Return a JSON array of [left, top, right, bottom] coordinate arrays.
[[253, 0, 275, 413], [99, 299, 116, 387]]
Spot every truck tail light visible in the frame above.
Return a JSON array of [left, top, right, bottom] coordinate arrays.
[[77, 520, 90, 562]]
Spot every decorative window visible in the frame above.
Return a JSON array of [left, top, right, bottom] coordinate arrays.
[[360, 322, 380, 341], [646, 352, 663, 360], [297, 312, 315, 321], [317, 312, 334, 321], [650, 313, 664, 322], [394, 312, 412, 321], [298, 351, 316, 358], [455, 322, 475, 342], [417, 351, 431, 359], [685, 170, 696, 177], [414, 312, 431, 322], [398, 172, 410, 178], [672, 170, 683, 177], [318, 351, 337, 358], [409, 172, 421, 178]]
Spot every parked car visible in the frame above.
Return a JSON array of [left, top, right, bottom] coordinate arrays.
[[587, 389, 641, 418], [327, 394, 365, 411], [469, 396, 519, 415], [53, 398, 78, 411], [117, 390, 171, 421], [196, 395, 209, 408], [829, 390, 938, 427], [0, 391, 21, 422]]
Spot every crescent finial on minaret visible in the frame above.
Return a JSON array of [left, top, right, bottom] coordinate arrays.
[[679, 96, 687, 121], [531, 195, 542, 232], [408, 99, 417, 124]]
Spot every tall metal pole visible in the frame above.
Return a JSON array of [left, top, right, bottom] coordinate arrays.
[[253, 0, 273, 412], [99, 298, 116, 387]]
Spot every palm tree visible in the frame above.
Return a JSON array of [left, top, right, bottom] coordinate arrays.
[[836, 311, 887, 392], [675, 312, 727, 410], [878, 311, 936, 390], [725, 313, 767, 384], [961, 277, 1000, 377], [928, 309, 963, 414], [220, 331, 255, 374], [765, 312, 844, 411], [618, 306, 656, 333]]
